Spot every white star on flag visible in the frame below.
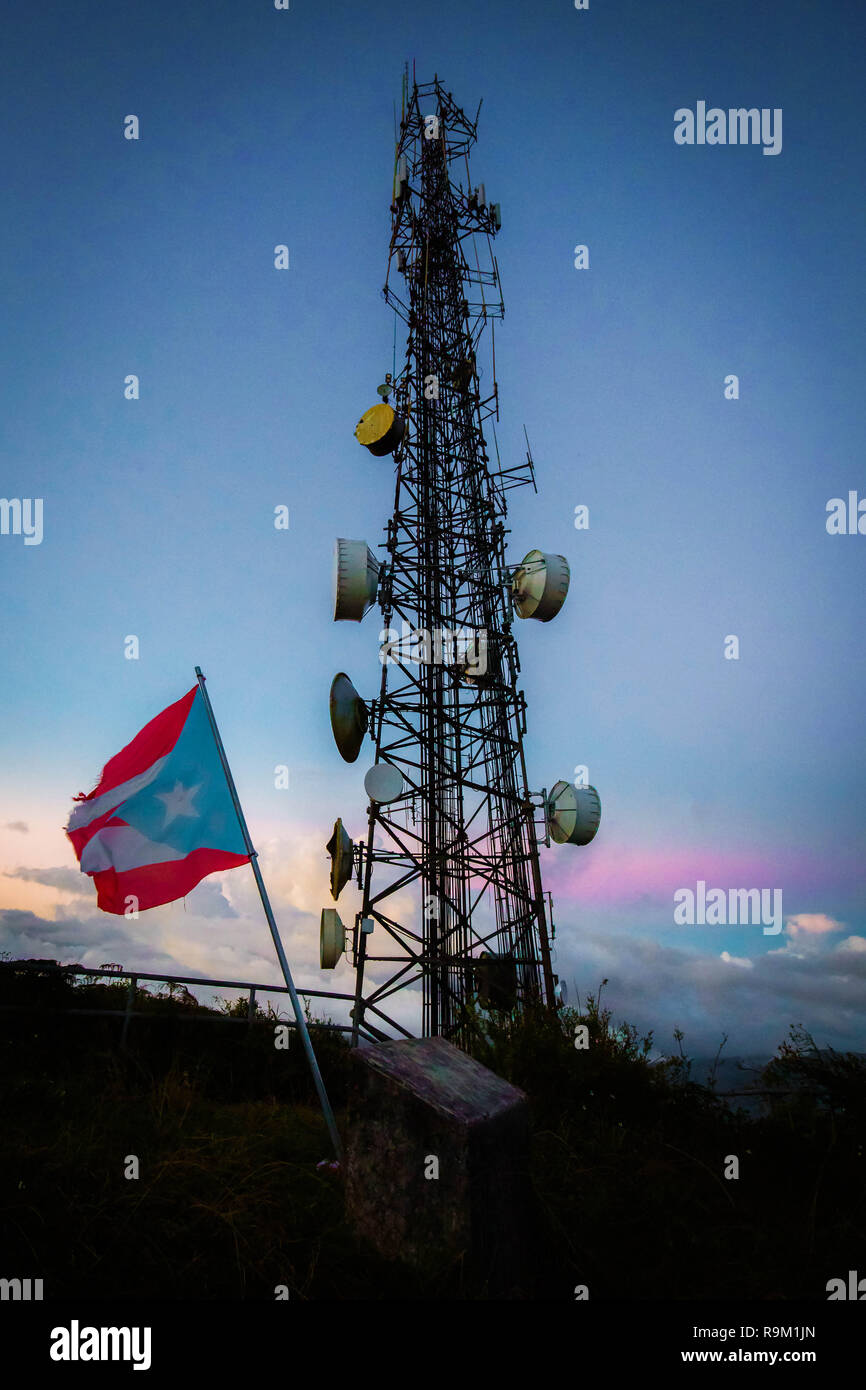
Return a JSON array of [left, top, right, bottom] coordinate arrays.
[[155, 780, 202, 828]]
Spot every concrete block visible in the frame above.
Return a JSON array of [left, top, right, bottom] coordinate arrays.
[[345, 1036, 530, 1293]]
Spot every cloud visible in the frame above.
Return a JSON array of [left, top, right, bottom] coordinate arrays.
[[555, 924, 866, 1057], [2, 834, 861, 1056], [4, 866, 91, 895], [720, 950, 753, 969], [3, 868, 237, 919], [0, 907, 227, 980], [835, 935, 866, 955], [183, 879, 238, 919], [0, 831, 392, 1034], [0, 836, 330, 998], [785, 913, 844, 938], [3, 822, 29, 834], [0, 907, 144, 959], [542, 840, 861, 915]]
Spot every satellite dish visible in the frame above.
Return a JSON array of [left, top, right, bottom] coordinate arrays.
[[329, 673, 368, 763], [320, 908, 346, 969], [325, 817, 354, 900], [354, 402, 405, 457], [547, 780, 601, 846], [364, 763, 403, 804], [512, 550, 570, 622], [333, 539, 380, 622]]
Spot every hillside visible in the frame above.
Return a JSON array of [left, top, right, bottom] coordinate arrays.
[[1, 961, 864, 1300]]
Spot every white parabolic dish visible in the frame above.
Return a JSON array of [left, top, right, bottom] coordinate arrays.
[[334, 538, 380, 622], [547, 780, 602, 846], [512, 549, 570, 622], [320, 908, 346, 969], [364, 763, 404, 804]]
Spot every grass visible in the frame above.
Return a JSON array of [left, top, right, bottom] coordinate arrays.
[[1, 964, 863, 1299]]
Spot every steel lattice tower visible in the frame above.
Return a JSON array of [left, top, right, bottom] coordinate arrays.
[[323, 75, 600, 1049]]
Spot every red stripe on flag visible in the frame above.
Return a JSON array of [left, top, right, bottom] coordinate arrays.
[[73, 686, 198, 804], [90, 847, 250, 915]]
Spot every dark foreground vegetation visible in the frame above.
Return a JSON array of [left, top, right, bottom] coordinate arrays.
[[0, 963, 863, 1299]]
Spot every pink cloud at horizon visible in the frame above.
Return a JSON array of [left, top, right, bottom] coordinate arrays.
[[540, 838, 861, 910]]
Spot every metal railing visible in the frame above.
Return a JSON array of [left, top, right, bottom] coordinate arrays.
[[0, 960, 386, 1044]]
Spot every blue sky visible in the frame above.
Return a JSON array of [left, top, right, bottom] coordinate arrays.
[[1, 0, 864, 1057]]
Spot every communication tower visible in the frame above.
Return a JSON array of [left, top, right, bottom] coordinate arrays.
[[322, 74, 601, 1049]]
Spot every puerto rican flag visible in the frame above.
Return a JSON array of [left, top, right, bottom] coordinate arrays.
[[66, 686, 250, 915]]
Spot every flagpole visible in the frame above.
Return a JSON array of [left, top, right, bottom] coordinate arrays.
[[194, 666, 342, 1162]]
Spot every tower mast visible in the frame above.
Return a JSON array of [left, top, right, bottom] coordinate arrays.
[[323, 76, 601, 1048]]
